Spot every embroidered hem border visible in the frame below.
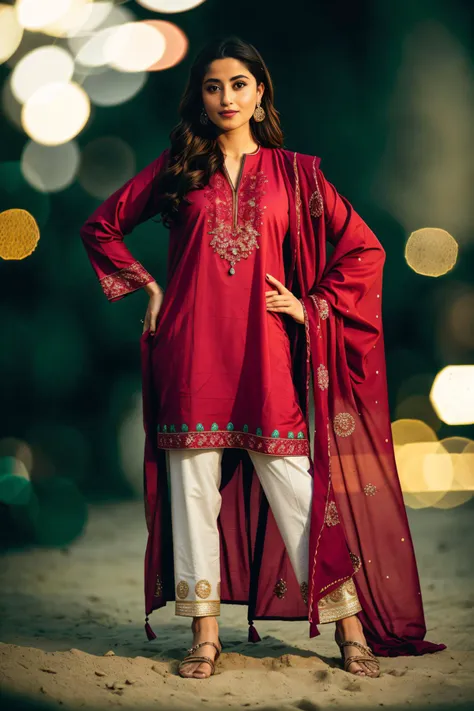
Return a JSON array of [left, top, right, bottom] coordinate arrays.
[[318, 578, 362, 623], [100, 260, 154, 301], [176, 600, 220, 617], [157, 430, 310, 456]]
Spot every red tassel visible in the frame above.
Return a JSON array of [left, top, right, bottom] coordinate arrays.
[[248, 622, 261, 643], [145, 616, 156, 641]]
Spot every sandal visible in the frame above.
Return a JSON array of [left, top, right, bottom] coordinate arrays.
[[335, 630, 380, 678], [178, 638, 223, 678]]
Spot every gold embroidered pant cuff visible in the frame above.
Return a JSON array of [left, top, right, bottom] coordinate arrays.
[[167, 449, 222, 617]]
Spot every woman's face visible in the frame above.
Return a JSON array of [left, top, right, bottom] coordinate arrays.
[[201, 57, 264, 132]]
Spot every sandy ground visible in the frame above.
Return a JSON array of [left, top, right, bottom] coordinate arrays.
[[1, 499, 473, 711]]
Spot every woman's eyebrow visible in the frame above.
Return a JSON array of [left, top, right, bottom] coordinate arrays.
[[203, 74, 249, 84]]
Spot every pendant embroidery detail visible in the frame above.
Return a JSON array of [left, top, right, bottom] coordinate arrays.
[[300, 581, 308, 605], [310, 294, 329, 320], [309, 156, 323, 218], [205, 171, 268, 275], [325, 500, 340, 527], [155, 575, 163, 597], [317, 363, 329, 390], [274, 579, 287, 599]]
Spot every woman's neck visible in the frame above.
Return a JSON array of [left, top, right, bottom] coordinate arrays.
[[217, 128, 259, 159]]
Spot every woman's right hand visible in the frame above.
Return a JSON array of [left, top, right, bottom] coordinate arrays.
[[143, 282, 163, 335]]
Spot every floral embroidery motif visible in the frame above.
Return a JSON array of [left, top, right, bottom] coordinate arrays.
[[309, 156, 324, 218], [100, 261, 152, 300], [317, 363, 329, 390], [310, 294, 329, 320], [195, 579, 211, 599], [325, 500, 340, 527], [274, 579, 287, 599], [333, 412, 356, 437], [157, 425, 309, 455], [155, 575, 163, 597], [300, 581, 308, 605], [205, 171, 268, 275], [364, 483, 377, 496], [176, 580, 189, 599]]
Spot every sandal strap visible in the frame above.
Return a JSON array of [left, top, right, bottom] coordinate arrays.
[[187, 640, 221, 659], [339, 640, 376, 657], [344, 655, 380, 674], [179, 655, 215, 673]]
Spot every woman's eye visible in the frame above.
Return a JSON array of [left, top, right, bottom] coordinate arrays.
[[206, 82, 247, 93]]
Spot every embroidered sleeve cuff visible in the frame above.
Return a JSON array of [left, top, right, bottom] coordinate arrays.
[[100, 261, 155, 302]]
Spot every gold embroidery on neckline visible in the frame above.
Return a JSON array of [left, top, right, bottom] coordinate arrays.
[[205, 171, 268, 276]]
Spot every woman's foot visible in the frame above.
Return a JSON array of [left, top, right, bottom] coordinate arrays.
[[335, 615, 379, 677], [178, 616, 221, 679]]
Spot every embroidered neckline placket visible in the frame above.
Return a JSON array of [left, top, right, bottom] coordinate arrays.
[[222, 144, 261, 229], [221, 145, 261, 275]]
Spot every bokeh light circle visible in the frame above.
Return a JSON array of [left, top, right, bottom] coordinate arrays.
[[430, 365, 474, 425], [11, 45, 74, 104], [21, 140, 80, 193], [104, 22, 166, 72], [136, 0, 206, 12], [405, 227, 458, 277], [0, 208, 39, 260], [78, 136, 136, 199], [22, 81, 90, 146], [82, 68, 146, 106], [0, 4, 24, 64], [144, 20, 188, 71], [16, 0, 73, 31]]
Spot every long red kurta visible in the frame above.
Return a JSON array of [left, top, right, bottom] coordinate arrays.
[[81, 145, 309, 456], [80, 144, 446, 658]]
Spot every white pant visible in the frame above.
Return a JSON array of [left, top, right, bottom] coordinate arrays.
[[167, 448, 312, 617]]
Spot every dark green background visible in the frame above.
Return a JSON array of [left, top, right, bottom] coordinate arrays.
[[1, 0, 473, 501]]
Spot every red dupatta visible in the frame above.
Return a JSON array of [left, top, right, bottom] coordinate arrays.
[[131, 147, 446, 657]]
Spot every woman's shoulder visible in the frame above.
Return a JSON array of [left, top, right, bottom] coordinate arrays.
[[272, 147, 322, 175]]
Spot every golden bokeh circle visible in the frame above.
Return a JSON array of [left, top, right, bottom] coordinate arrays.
[[405, 227, 458, 277], [0, 208, 39, 260]]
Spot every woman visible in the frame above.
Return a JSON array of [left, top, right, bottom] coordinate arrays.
[[80, 36, 446, 680]]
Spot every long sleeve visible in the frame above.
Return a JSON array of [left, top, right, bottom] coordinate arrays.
[[80, 148, 170, 302]]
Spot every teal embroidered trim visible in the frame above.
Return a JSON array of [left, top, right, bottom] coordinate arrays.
[[157, 423, 306, 440]]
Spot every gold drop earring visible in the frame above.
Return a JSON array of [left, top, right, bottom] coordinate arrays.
[[253, 101, 265, 122], [200, 108, 209, 125]]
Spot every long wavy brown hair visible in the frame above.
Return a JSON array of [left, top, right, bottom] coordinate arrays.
[[155, 36, 284, 228]]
